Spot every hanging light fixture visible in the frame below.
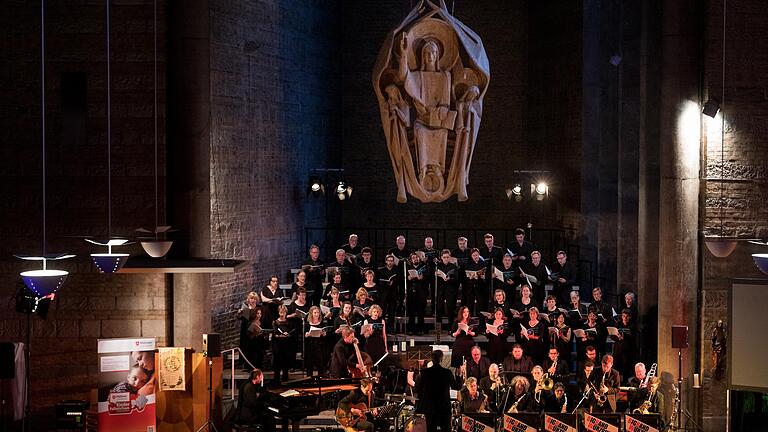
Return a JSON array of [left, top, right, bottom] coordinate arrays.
[[137, 0, 174, 258], [704, 0, 736, 258], [88, 0, 130, 272], [17, 0, 75, 296]]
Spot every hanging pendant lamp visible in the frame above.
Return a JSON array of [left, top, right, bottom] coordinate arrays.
[[17, 0, 75, 296]]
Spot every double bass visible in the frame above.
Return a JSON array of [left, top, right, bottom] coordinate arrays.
[[348, 339, 373, 378]]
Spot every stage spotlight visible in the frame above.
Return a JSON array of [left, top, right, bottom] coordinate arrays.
[[512, 184, 522, 196], [702, 98, 720, 118], [336, 182, 352, 200], [307, 175, 324, 197], [535, 182, 547, 195], [534, 182, 548, 201]]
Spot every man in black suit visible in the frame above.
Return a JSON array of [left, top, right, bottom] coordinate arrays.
[[415, 350, 462, 432]]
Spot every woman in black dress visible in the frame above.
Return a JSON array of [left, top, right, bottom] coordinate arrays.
[[291, 270, 314, 303], [272, 305, 295, 385], [611, 308, 637, 382], [485, 307, 509, 364], [362, 304, 388, 364], [360, 270, 379, 303], [519, 307, 549, 366], [406, 253, 428, 335], [260, 275, 283, 327], [451, 306, 477, 367], [577, 310, 606, 359], [552, 311, 573, 362], [237, 291, 261, 362], [304, 306, 328, 377]]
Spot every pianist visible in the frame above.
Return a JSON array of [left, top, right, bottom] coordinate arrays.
[[234, 369, 281, 432]]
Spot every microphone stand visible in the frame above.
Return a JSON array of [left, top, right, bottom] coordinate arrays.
[[402, 256, 408, 335]]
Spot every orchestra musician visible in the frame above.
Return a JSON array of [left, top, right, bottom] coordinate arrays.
[[302, 245, 325, 305], [330, 327, 364, 378], [523, 250, 548, 305], [578, 345, 599, 374], [341, 233, 363, 257], [451, 306, 476, 368], [272, 305, 295, 386], [337, 378, 384, 432], [544, 382, 569, 413], [635, 376, 665, 426], [462, 346, 491, 381], [484, 307, 509, 364], [406, 252, 428, 335], [628, 362, 647, 387], [503, 344, 533, 374], [591, 354, 620, 413], [550, 250, 576, 306], [377, 254, 399, 333], [543, 348, 570, 383], [415, 350, 462, 432], [457, 377, 488, 413], [530, 366, 551, 412], [479, 363, 504, 411], [434, 249, 460, 327], [504, 375, 532, 413], [463, 248, 485, 315], [576, 360, 597, 413], [234, 369, 281, 432]]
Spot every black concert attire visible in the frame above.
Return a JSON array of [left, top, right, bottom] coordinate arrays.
[[291, 281, 314, 303], [576, 368, 598, 412], [466, 356, 492, 381], [520, 319, 549, 366], [463, 258, 485, 316], [387, 246, 411, 263], [235, 380, 281, 431], [406, 261, 429, 334], [495, 263, 518, 303], [503, 389, 532, 413], [376, 264, 399, 332], [341, 243, 363, 257], [304, 318, 329, 377], [484, 318, 509, 364], [334, 314, 358, 343], [588, 299, 614, 324], [543, 357, 571, 383], [578, 319, 607, 359], [237, 305, 260, 365], [260, 285, 283, 327], [511, 297, 535, 318], [330, 338, 355, 378], [363, 317, 386, 364], [523, 261, 549, 306], [451, 247, 471, 307], [479, 376, 504, 412], [507, 239, 535, 265], [590, 368, 620, 413], [388, 245, 411, 319], [415, 363, 461, 432], [288, 300, 310, 324], [329, 259, 355, 298], [272, 318, 295, 385], [641, 390, 665, 427], [247, 317, 268, 370], [324, 281, 348, 301], [552, 323, 573, 362], [434, 261, 459, 326], [544, 391, 568, 413], [458, 388, 487, 413], [531, 387, 551, 413], [480, 245, 504, 312], [567, 301, 589, 328], [301, 257, 325, 304], [338, 388, 383, 432], [418, 247, 439, 307], [356, 257, 378, 290], [451, 321, 476, 367], [611, 318, 637, 383], [550, 260, 577, 306], [361, 282, 379, 303], [503, 355, 533, 374]]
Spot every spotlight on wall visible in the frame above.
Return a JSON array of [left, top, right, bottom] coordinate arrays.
[[702, 98, 721, 118], [307, 174, 324, 197], [505, 184, 524, 202], [533, 182, 549, 200]]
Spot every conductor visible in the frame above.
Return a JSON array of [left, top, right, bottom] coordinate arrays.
[[414, 350, 462, 432]]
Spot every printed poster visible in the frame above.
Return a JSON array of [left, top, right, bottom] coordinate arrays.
[[97, 338, 156, 432]]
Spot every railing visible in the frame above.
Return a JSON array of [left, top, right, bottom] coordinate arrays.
[[221, 347, 256, 400]]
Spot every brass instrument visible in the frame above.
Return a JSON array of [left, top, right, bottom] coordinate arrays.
[[594, 371, 608, 406], [460, 357, 468, 379], [506, 393, 527, 413], [561, 394, 568, 413], [539, 374, 554, 392], [633, 394, 652, 414], [640, 363, 657, 388]]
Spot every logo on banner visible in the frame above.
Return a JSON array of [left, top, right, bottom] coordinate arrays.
[[544, 415, 577, 432], [583, 413, 619, 432], [461, 415, 493, 432], [625, 415, 659, 432], [503, 414, 537, 432]]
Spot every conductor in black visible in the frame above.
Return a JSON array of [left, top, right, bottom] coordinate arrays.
[[415, 350, 461, 432]]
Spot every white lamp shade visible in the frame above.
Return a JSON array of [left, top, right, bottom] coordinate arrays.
[[140, 240, 173, 258], [20, 269, 68, 297], [90, 253, 130, 273]]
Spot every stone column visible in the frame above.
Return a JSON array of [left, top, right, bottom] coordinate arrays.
[[657, 0, 701, 424]]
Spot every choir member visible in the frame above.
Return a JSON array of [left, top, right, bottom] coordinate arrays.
[[451, 306, 476, 368], [567, 291, 589, 328], [356, 247, 377, 287], [519, 307, 549, 366], [260, 275, 284, 326], [328, 249, 355, 296], [511, 284, 536, 317], [490, 289, 515, 323], [550, 250, 576, 306], [322, 286, 343, 321], [272, 305, 295, 385], [434, 249, 459, 327], [246, 308, 267, 370], [304, 306, 328, 377], [622, 291, 639, 321], [334, 301, 357, 339], [361, 304, 387, 364], [463, 248, 485, 315], [506, 228, 535, 264], [377, 254, 399, 332], [301, 245, 325, 304], [479, 234, 504, 312], [451, 236, 471, 265], [287, 288, 311, 323], [522, 250, 548, 305], [325, 271, 348, 301], [610, 308, 637, 383], [360, 269, 379, 303], [291, 270, 314, 303], [353, 288, 374, 319], [406, 252, 428, 335], [341, 233, 362, 257], [237, 291, 261, 358], [495, 253, 518, 302], [578, 310, 607, 359], [484, 307, 509, 364], [551, 312, 573, 361], [387, 235, 411, 262], [543, 295, 561, 322], [588, 287, 615, 324]]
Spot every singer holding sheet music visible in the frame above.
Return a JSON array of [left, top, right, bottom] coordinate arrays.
[[360, 270, 379, 303], [361, 304, 387, 364], [304, 306, 329, 377], [463, 249, 485, 315], [495, 253, 518, 302], [551, 251, 576, 306], [302, 245, 325, 304], [434, 249, 459, 326], [272, 305, 295, 385], [260, 275, 283, 326], [484, 307, 509, 364], [480, 234, 504, 312], [610, 308, 637, 382], [377, 254, 399, 332], [523, 251, 548, 304], [451, 306, 476, 367], [519, 307, 548, 366], [406, 252, 428, 335]]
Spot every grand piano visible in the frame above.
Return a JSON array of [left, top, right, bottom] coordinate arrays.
[[269, 377, 360, 432]]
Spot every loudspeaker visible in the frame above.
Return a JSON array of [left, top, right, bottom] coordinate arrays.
[[671, 325, 689, 349], [202, 333, 221, 357]]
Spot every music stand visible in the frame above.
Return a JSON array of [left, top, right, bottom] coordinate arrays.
[[196, 349, 218, 431]]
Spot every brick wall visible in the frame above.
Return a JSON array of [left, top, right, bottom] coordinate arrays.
[[206, 0, 339, 348]]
